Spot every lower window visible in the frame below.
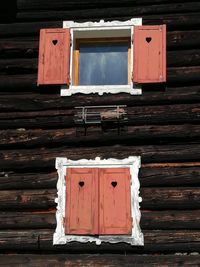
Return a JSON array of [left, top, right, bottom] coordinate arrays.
[[54, 156, 144, 246]]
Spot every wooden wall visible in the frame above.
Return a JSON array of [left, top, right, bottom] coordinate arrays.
[[0, 0, 200, 266]]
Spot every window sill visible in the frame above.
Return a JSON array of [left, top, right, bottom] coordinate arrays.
[[53, 233, 144, 246], [61, 85, 142, 96]]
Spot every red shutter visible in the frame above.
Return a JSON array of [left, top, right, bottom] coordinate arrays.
[[133, 25, 166, 83], [99, 168, 132, 235], [37, 28, 70, 85], [65, 168, 99, 235]]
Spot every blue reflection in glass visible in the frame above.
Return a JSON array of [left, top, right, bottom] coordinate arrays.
[[79, 42, 128, 85]]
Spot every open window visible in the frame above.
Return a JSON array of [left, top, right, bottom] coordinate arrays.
[[37, 19, 166, 96], [54, 156, 144, 246]]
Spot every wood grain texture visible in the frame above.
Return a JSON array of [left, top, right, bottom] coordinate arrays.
[[0, 85, 199, 110], [16, 2, 200, 21], [0, 143, 200, 170], [0, 254, 200, 267], [0, 124, 199, 148], [17, 0, 188, 10]]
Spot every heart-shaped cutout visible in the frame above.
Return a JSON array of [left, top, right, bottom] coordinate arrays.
[[146, 37, 152, 43], [52, 39, 58, 45], [79, 181, 84, 187], [111, 181, 117, 188]]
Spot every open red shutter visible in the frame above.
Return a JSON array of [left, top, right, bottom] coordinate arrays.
[[99, 168, 132, 235], [133, 25, 166, 83], [37, 28, 70, 85], [65, 168, 99, 235]]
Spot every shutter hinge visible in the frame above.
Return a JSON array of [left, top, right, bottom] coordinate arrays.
[[70, 34, 72, 47]]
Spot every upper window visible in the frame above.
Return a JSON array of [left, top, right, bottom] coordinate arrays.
[[37, 19, 166, 96], [54, 156, 144, 246], [74, 38, 130, 86]]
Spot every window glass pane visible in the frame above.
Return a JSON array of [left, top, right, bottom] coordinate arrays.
[[78, 42, 128, 85]]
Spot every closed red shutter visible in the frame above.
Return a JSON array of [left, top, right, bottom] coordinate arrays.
[[99, 168, 132, 235], [133, 25, 166, 83], [37, 28, 70, 85], [65, 168, 99, 235]]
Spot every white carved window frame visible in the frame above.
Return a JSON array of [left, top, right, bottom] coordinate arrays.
[[61, 18, 142, 96], [53, 156, 144, 246]]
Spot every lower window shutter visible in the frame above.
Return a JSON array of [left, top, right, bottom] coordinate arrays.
[[99, 168, 132, 235], [65, 168, 99, 235], [37, 28, 70, 85], [133, 25, 166, 83]]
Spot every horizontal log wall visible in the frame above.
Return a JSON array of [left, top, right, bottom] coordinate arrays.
[[0, 254, 200, 267], [0, 0, 200, 266]]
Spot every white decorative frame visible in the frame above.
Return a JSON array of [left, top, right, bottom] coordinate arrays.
[[53, 156, 144, 246], [61, 18, 142, 96]]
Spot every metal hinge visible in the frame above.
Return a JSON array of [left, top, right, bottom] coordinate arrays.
[[70, 34, 72, 46]]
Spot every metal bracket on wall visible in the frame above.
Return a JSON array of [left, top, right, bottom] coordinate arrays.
[[74, 105, 128, 136]]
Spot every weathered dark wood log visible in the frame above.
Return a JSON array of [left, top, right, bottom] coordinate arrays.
[[0, 124, 199, 148], [144, 12, 200, 29], [0, 164, 199, 190], [0, 39, 38, 59], [16, 2, 200, 21], [140, 164, 200, 187], [0, 230, 39, 251], [0, 103, 199, 129], [0, 22, 62, 37], [167, 30, 200, 49], [0, 86, 199, 110], [167, 49, 200, 67], [0, 211, 55, 229], [0, 58, 38, 74], [0, 229, 200, 252], [0, 187, 199, 210], [17, 0, 185, 10], [0, 189, 56, 210], [1, 210, 200, 230], [0, 74, 37, 91], [0, 212, 56, 229], [0, 254, 200, 267], [167, 66, 200, 84], [0, 143, 200, 171], [141, 187, 200, 210], [141, 210, 200, 230], [0, 172, 57, 190]]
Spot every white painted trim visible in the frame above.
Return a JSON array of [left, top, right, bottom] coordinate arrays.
[[63, 18, 142, 28], [61, 86, 142, 96], [61, 19, 142, 96], [53, 156, 144, 246]]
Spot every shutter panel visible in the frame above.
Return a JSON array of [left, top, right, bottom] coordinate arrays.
[[133, 25, 166, 83], [65, 168, 99, 235], [37, 28, 70, 85], [99, 168, 132, 235]]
